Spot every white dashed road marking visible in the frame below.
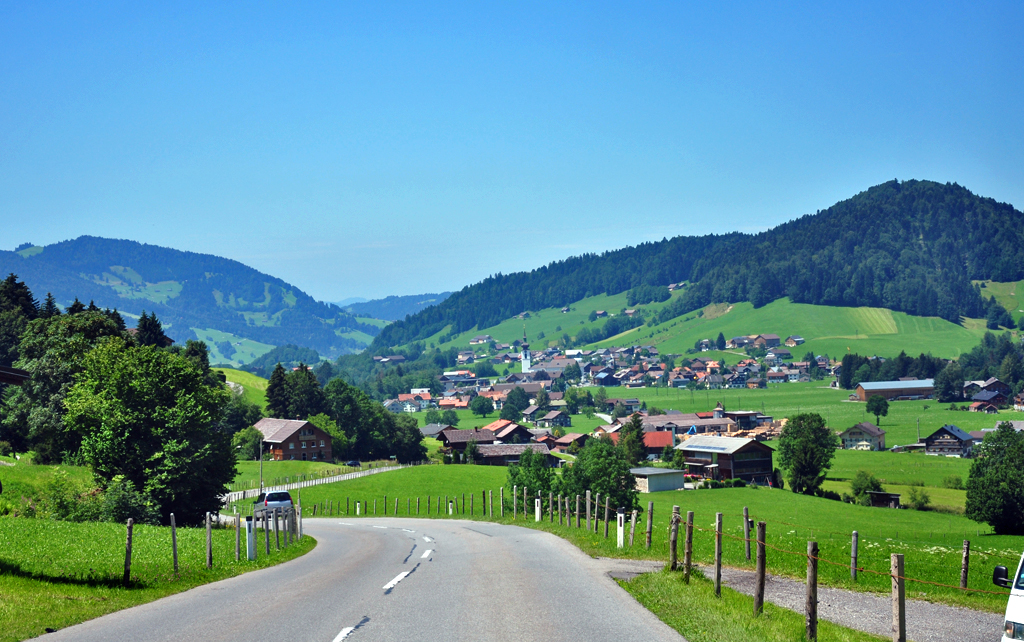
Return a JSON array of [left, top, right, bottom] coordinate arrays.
[[421, 549, 433, 559], [332, 626, 355, 641], [383, 572, 410, 590], [422, 536, 432, 542]]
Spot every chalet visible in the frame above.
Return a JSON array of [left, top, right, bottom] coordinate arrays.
[[476, 443, 557, 467], [855, 379, 934, 402], [553, 433, 590, 452], [674, 435, 774, 483], [521, 405, 541, 423], [483, 419, 534, 444], [837, 422, 886, 451], [420, 423, 454, 438], [766, 371, 788, 384], [538, 410, 572, 429], [469, 334, 493, 345], [785, 335, 805, 347], [630, 468, 687, 493], [727, 336, 754, 349], [753, 334, 781, 348], [382, 399, 404, 413], [965, 377, 1012, 397], [680, 416, 737, 435], [606, 398, 642, 413], [972, 389, 1008, 407], [595, 372, 620, 387], [969, 401, 999, 414], [254, 418, 333, 462], [398, 392, 433, 411], [922, 425, 974, 458], [746, 378, 766, 389], [437, 427, 496, 451]]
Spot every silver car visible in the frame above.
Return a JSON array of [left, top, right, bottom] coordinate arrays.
[[253, 490, 293, 516]]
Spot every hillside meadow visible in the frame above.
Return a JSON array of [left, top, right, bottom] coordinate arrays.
[[283, 465, 1020, 613], [216, 368, 269, 410]]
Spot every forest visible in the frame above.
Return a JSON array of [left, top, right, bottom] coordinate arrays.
[[372, 180, 1024, 350]]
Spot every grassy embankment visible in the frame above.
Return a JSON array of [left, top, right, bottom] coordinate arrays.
[[216, 368, 269, 410], [282, 465, 1020, 614]]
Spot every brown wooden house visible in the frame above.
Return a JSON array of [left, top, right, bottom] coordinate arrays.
[[254, 418, 333, 462]]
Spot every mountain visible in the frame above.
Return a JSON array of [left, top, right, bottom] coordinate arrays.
[[345, 292, 452, 321], [335, 297, 368, 307], [0, 236, 380, 358], [372, 180, 1024, 350]]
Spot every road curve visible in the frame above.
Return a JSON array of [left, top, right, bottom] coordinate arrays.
[[37, 518, 685, 642]]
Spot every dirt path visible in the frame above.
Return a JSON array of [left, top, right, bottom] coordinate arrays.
[[702, 564, 1002, 642]]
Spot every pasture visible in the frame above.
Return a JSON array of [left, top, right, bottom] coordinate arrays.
[[216, 368, 270, 410]]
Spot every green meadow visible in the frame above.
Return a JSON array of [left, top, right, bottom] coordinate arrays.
[[216, 368, 270, 410], [288, 465, 1021, 613], [0, 517, 313, 642], [198, 329, 276, 367]]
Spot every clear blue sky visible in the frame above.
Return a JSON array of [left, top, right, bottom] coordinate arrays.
[[2, 2, 1022, 301]]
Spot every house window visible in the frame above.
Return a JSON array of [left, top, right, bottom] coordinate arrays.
[[302, 453, 307, 460], [302, 441, 307, 448], [289, 443, 295, 449], [320, 440, 325, 447]]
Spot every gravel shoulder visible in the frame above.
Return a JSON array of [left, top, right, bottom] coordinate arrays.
[[701, 564, 1003, 642]]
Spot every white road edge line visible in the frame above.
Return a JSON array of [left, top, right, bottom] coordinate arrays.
[[373, 526, 388, 529], [422, 536, 432, 542], [383, 571, 410, 590], [421, 549, 433, 559], [332, 626, 355, 642], [402, 528, 415, 532]]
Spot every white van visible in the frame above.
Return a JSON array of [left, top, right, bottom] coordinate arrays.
[[993, 555, 1024, 639]]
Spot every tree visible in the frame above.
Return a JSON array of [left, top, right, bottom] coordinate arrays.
[[611, 403, 630, 419], [556, 437, 639, 513], [506, 448, 555, 501], [905, 486, 931, 511], [475, 362, 498, 378], [464, 439, 479, 464], [64, 337, 233, 525], [424, 409, 442, 425], [218, 389, 264, 435], [594, 387, 608, 407], [535, 389, 550, 412], [849, 470, 883, 505], [865, 395, 889, 425], [500, 404, 522, 422], [307, 413, 350, 461], [470, 395, 494, 417], [966, 423, 1024, 534], [391, 413, 428, 463], [933, 362, 964, 402], [265, 363, 290, 418], [135, 311, 170, 347], [716, 332, 726, 351], [776, 413, 839, 495], [232, 426, 263, 460], [506, 386, 530, 412], [441, 409, 460, 426], [563, 361, 582, 382], [617, 414, 646, 467], [39, 293, 61, 319], [286, 364, 328, 419]]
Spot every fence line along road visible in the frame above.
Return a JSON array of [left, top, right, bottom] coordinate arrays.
[[222, 462, 422, 506]]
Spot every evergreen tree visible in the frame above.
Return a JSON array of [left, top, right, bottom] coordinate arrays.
[[67, 298, 86, 314], [617, 414, 646, 467], [716, 332, 726, 351], [135, 311, 170, 347], [265, 363, 290, 418], [87, 300, 99, 312], [535, 389, 551, 412], [505, 386, 530, 412], [0, 273, 38, 319], [933, 362, 964, 402], [286, 364, 328, 419], [39, 293, 61, 319], [108, 309, 127, 331]]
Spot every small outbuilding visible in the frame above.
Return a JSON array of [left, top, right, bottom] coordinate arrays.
[[630, 467, 688, 493], [866, 491, 901, 509]]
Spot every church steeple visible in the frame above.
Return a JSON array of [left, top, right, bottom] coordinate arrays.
[[520, 325, 532, 373]]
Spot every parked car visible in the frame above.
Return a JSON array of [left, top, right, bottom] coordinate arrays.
[[253, 490, 293, 516], [993, 549, 1024, 639], [345, 460, 361, 468]]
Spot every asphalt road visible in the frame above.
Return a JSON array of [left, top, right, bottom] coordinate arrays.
[[36, 518, 685, 642]]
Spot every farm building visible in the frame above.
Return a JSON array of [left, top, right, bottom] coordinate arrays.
[[609, 430, 676, 457], [837, 422, 886, 450], [254, 418, 333, 462], [922, 425, 974, 458], [437, 427, 496, 451], [476, 443, 557, 467], [855, 379, 934, 401], [630, 468, 688, 493], [674, 435, 774, 483]]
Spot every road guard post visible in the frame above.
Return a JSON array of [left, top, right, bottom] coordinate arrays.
[[535, 498, 541, 522], [245, 516, 256, 561], [617, 508, 625, 548]]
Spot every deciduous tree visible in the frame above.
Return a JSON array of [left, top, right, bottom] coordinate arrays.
[[776, 413, 839, 495]]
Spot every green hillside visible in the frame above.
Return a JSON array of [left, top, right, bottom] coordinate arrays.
[[194, 327, 275, 366], [976, 279, 1024, 316], [216, 368, 269, 410]]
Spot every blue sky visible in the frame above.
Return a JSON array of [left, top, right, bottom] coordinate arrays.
[[2, 2, 1022, 301]]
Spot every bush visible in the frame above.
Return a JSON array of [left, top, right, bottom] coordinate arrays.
[[942, 475, 963, 490], [709, 480, 724, 489], [101, 476, 160, 525], [906, 486, 931, 511], [0, 441, 11, 456], [42, 469, 101, 522], [731, 479, 747, 488], [816, 488, 841, 501]]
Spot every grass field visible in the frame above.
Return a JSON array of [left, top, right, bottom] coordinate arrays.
[[621, 569, 885, 642], [196, 328, 276, 367], [976, 280, 1024, 316], [0, 517, 314, 642], [216, 368, 269, 410], [288, 465, 1023, 613]]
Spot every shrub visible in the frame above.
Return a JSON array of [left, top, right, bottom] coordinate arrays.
[[906, 486, 931, 511], [709, 480, 724, 489], [42, 469, 101, 522], [101, 476, 159, 525], [731, 479, 747, 488], [816, 489, 841, 501], [0, 441, 11, 456], [942, 474, 963, 490]]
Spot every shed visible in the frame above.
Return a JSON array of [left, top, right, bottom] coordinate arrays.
[[630, 467, 688, 493], [866, 491, 901, 509]]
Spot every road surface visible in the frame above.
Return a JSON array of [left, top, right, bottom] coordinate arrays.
[[37, 518, 685, 642]]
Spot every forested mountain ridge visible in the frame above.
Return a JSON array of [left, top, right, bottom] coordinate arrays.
[[372, 180, 1024, 350], [0, 236, 380, 358], [345, 291, 452, 321]]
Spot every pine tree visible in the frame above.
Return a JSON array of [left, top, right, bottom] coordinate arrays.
[[67, 298, 86, 314], [107, 308, 127, 331], [617, 414, 646, 466], [287, 364, 328, 419], [265, 363, 290, 418], [135, 311, 170, 347], [40, 293, 61, 318], [87, 300, 99, 312], [0, 273, 38, 319]]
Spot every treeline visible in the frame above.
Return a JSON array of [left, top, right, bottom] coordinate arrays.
[[241, 344, 322, 377], [626, 284, 670, 306], [373, 180, 1024, 350]]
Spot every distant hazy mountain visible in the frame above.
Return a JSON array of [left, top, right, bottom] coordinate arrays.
[[345, 292, 452, 321], [334, 296, 369, 307], [0, 236, 380, 358]]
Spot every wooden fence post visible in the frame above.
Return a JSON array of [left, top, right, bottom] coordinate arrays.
[[576, 495, 581, 528], [851, 531, 859, 580], [754, 521, 766, 617], [264, 512, 270, 554], [714, 512, 723, 597], [807, 541, 818, 641], [684, 511, 693, 583], [123, 518, 134, 586], [274, 508, 280, 550], [585, 490, 591, 530], [513, 486, 518, 520], [384, 495, 387, 515], [557, 494, 562, 525], [743, 506, 751, 561], [669, 506, 680, 570], [961, 540, 970, 589], [395, 497, 399, 515], [489, 490, 493, 518], [629, 510, 637, 547], [470, 493, 474, 516], [170, 513, 179, 575], [523, 488, 527, 519], [347, 497, 350, 515], [549, 491, 553, 523], [206, 512, 213, 569], [593, 493, 600, 533], [500, 488, 504, 517], [645, 501, 654, 549], [891, 553, 906, 642]]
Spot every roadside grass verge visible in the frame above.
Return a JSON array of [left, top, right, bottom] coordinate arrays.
[[284, 465, 1020, 613], [620, 569, 885, 642], [0, 517, 314, 642]]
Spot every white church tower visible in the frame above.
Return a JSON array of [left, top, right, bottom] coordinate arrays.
[[520, 328, 532, 373]]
